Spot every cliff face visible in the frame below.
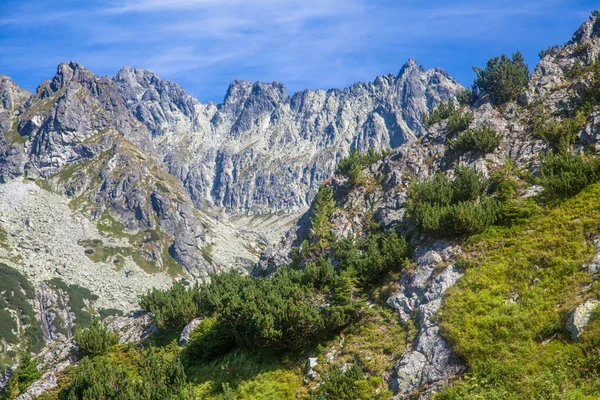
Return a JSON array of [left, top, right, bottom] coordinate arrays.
[[115, 59, 461, 213]]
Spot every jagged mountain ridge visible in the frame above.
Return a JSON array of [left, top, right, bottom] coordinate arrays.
[[114, 58, 461, 213]]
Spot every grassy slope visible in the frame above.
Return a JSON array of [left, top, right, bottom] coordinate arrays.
[[184, 305, 404, 399], [437, 182, 600, 399]]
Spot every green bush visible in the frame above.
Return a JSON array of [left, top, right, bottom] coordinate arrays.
[[74, 319, 119, 358], [539, 45, 560, 59], [423, 98, 472, 133], [538, 150, 600, 198], [140, 282, 198, 330], [196, 270, 346, 351], [301, 256, 337, 290], [532, 110, 586, 146], [456, 85, 479, 106], [59, 346, 191, 400], [447, 110, 473, 134], [407, 167, 499, 236], [423, 99, 457, 127], [452, 166, 488, 202], [448, 125, 501, 154], [309, 185, 336, 252], [473, 52, 529, 105], [186, 317, 235, 361], [1, 347, 41, 399], [333, 231, 410, 286], [312, 363, 378, 400], [192, 227, 410, 355], [335, 149, 388, 188], [443, 198, 500, 236]]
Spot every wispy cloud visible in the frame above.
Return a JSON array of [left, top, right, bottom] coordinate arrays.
[[0, 0, 596, 102]]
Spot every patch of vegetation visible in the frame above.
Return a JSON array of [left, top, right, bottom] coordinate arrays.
[[407, 166, 500, 236], [79, 239, 129, 269], [74, 319, 119, 358], [307, 185, 336, 253], [531, 109, 588, 146], [473, 51, 529, 106], [437, 181, 600, 399], [533, 57, 600, 146], [98, 308, 123, 319], [185, 348, 307, 399], [335, 149, 388, 188], [1, 346, 42, 399], [47, 278, 98, 328], [96, 210, 128, 238], [423, 99, 458, 127], [0, 264, 43, 352], [195, 269, 348, 352], [187, 317, 236, 362], [447, 125, 501, 154], [312, 362, 380, 400], [321, 307, 405, 378], [456, 85, 479, 107], [200, 244, 214, 265], [423, 99, 473, 134], [140, 281, 199, 330], [538, 150, 600, 199], [447, 110, 473, 135], [0, 224, 7, 246], [539, 44, 560, 59], [58, 345, 192, 399]]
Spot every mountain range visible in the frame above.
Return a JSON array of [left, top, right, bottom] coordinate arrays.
[[1, 9, 600, 400]]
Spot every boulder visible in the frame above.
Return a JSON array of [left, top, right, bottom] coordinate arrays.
[[566, 300, 599, 341], [179, 318, 203, 346]]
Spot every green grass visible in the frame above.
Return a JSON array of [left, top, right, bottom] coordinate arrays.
[[178, 299, 401, 399], [437, 181, 600, 399], [81, 213, 183, 277], [79, 239, 130, 270], [0, 224, 8, 248], [184, 348, 308, 399], [320, 307, 404, 378]]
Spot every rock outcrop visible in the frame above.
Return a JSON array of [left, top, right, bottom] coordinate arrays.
[[387, 245, 465, 398]]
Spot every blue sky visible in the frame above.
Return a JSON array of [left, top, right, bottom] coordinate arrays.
[[0, 0, 597, 103]]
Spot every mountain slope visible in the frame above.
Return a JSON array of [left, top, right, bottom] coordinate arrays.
[[0, 53, 459, 375]]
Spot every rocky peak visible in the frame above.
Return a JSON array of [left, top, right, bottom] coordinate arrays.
[[114, 60, 462, 213], [0, 75, 29, 115], [397, 57, 423, 77], [113, 66, 203, 136], [49, 61, 97, 93], [571, 11, 600, 45]]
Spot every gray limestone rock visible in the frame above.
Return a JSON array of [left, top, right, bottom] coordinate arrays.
[[566, 300, 600, 341], [387, 244, 465, 399], [179, 318, 203, 346]]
